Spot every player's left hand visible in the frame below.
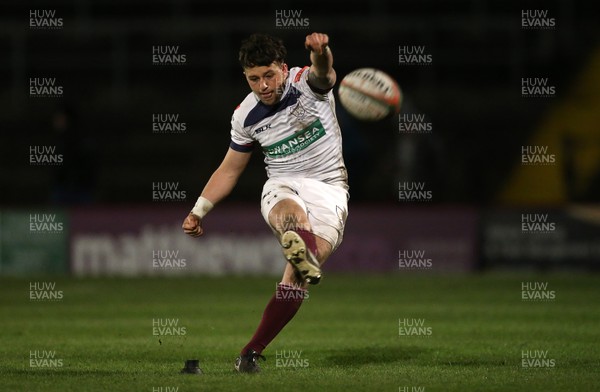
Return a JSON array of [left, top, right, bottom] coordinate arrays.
[[305, 32, 329, 55]]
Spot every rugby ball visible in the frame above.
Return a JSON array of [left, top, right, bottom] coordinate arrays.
[[338, 68, 402, 121]]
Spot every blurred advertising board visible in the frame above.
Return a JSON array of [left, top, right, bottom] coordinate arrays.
[[327, 206, 478, 273], [0, 205, 479, 276], [69, 205, 282, 277], [481, 205, 600, 270], [0, 210, 69, 275], [69, 204, 478, 276]]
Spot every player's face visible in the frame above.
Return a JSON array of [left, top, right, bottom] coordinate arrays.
[[244, 62, 289, 105]]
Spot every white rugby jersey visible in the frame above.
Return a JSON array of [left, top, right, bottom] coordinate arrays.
[[230, 66, 348, 188]]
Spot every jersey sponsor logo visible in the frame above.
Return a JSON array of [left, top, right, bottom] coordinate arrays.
[[263, 119, 326, 158]]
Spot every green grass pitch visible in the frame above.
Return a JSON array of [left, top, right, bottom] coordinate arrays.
[[1, 273, 599, 391]]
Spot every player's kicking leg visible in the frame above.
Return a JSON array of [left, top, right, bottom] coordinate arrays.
[[234, 198, 333, 373], [235, 177, 346, 373]]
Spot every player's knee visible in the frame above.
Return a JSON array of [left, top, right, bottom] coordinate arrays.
[[269, 209, 311, 233]]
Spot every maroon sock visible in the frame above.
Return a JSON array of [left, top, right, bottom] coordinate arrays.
[[241, 283, 307, 355], [295, 228, 318, 257]]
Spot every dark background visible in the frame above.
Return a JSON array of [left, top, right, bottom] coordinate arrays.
[[1, 0, 598, 206]]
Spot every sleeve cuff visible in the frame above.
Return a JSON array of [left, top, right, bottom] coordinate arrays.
[[230, 140, 254, 153]]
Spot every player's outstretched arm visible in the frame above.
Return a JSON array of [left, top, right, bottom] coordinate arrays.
[[182, 148, 252, 237], [305, 32, 336, 91]]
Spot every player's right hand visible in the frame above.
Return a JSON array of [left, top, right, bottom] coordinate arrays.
[[305, 32, 329, 55], [182, 213, 204, 237]]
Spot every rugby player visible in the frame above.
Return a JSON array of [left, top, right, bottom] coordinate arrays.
[[182, 32, 348, 373]]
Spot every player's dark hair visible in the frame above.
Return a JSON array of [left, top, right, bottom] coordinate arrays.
[[239, 33, 287, 69]]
